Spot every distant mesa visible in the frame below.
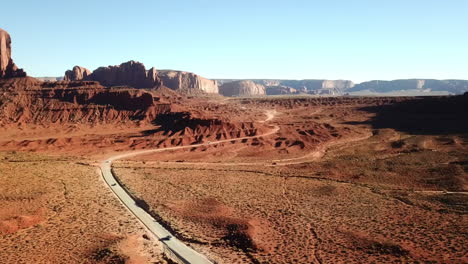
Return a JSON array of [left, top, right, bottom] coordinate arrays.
[[36, 77, 63, 82], [216, 79, 355, 96], [217, 78, 468, 95], [64, 61, 162, 89], [63, 62, 219, 93], [0, 28, 26, 79], [219, 80, 266, 97], [266, 85, 299, 95], [158, 70, 219, 94], [350, 79, 468, 94]]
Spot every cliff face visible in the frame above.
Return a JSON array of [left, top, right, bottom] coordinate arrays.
[[219, 80, 266, 97], [63, 61, 162, 89], [63, 63, 219, 93], [350, 79, 468, 94], [216, 79, 355, 95], [0, 29, 26, 78], [266, 86, 299, 95], [158, 70, 219, 94]]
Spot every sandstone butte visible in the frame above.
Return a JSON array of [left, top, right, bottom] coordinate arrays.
[[64, 63, 219, 93], [219, 80, 266, 97], [63, 66, 91, 82], [0, 28, 26, 79]]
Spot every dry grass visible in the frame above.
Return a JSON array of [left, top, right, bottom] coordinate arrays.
[[111, 100, 467, 264], [1, 95, 466, 263], [0, 151, 165, 264]]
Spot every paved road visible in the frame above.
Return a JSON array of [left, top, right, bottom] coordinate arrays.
[[99, 112, 279, 264], [101, 161, 211, 264]]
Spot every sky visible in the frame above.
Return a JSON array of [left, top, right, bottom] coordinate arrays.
[[1, 0, 467, 83]]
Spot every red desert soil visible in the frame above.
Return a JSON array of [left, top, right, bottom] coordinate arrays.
[[1, 80, 467, 263], [112, 96, 467, 263], [0, 152, 165, 264]]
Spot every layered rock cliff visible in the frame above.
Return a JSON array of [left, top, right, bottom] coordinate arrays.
[[0, 28, 26, 78], [63, 61, 162, 89], [266, 86, 299, 95], [216, 79, 354, 95], [219, 80, 266, 97], [158, 70, 219, 94], [63, 63, 219, 93]]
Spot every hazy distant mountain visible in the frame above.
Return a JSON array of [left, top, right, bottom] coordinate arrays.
[[36, 77, 63, 82], [216, 79, 354, 95], [349, 79, 468, 95], [217, 79, 468, 95]]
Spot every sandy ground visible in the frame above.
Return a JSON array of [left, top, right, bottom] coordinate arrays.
[[113, 133, 467, 263], [0, 95, 466, 263], [0, 151, 167, 264], [111, 98, 467, 264]]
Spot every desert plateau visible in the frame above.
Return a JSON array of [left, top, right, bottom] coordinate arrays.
[[1, 2, 468, 263]]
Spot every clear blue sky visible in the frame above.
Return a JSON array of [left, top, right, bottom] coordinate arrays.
[[1, 0, 467, 82]]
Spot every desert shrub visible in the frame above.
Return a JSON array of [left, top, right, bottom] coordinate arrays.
[[314, 185, 337, 196]]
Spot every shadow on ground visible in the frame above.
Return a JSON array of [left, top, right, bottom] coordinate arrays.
[[141, 112, 222, 136], [346, 93, 468, 135]]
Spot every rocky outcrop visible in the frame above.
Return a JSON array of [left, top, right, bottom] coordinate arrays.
[[64, 66, 91, 81], [280, 80, 354, 94], [36, 77, 63, 82], [158, 70, 219, 94], [217, 79, 354, 95], [266, 86, 299, 95], [63, 61, 162, 89], [63, 64, 218, 92], [220, 80, 266, 97], [0, 28, 26, 78], [0, 81, 171, 126], [350, 79, 468, 94]]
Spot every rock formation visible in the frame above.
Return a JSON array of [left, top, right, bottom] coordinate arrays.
[[0, 81, 171, 126], [63, 61, 162, 89], [0, 28, 26, 78], [64, 66, 91, 81], [63, 62, 219, 93], [280, 80, 355, 94], [350, 79, 468, 94], [158, 70, 219, 93], [266, 86, 299, 95], [219, 80, 266, 97], [216, 79, 355, 95]]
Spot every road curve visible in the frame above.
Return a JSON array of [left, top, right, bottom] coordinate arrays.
[[99, 112, 279, 264]]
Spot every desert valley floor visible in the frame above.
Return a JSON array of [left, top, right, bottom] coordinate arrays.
[[0, 87, 467, 263]]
